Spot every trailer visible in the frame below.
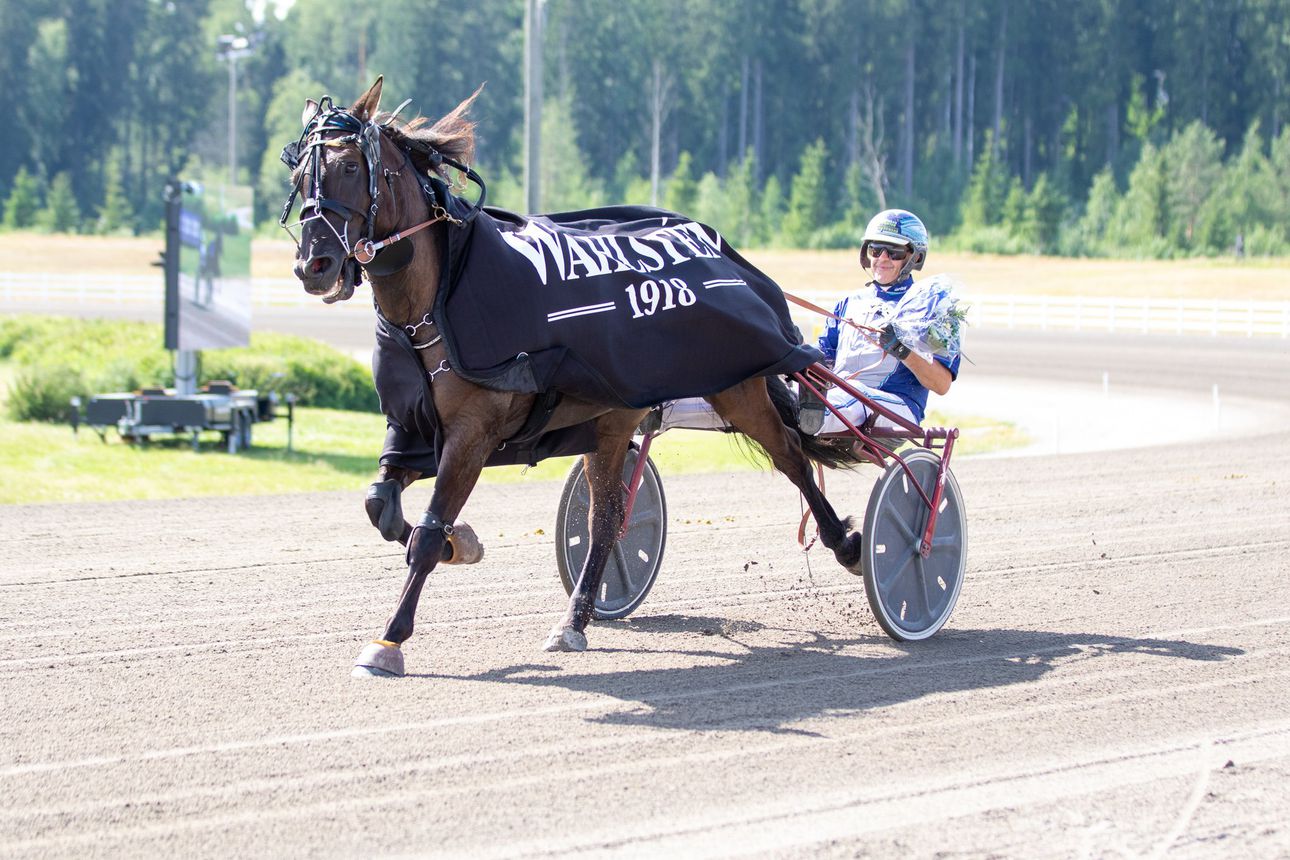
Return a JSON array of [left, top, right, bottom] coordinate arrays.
[[83, 381, 284, 453]]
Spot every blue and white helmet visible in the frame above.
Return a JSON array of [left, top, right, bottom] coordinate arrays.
[[860, 208, 929, 278]]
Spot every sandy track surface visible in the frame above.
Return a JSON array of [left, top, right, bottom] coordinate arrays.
[[2, 429, 1289, 858]]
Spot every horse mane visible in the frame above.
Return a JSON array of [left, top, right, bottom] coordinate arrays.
[[380, 84, 483, 177]]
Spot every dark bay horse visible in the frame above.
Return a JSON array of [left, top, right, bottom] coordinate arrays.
[[286, 77, 862, 677]]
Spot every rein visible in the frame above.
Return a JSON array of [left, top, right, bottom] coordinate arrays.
[[781, 290, 881, 336], [352, 205, 459, 264]]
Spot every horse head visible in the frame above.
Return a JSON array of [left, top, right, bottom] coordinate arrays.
[[281, 76, 481, 310]]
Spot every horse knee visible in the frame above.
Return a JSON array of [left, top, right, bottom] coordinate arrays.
[[365, 479, 405, 542]]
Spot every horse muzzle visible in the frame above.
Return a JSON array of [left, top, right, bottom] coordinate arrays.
[[293, 254, 355, 303]]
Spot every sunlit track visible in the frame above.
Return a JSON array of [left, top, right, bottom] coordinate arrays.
[[0, 524, 1283, 661], [1, 461, 1280, 592], [3, 398, 1289, 855], [4, 614, 1287, 783], [0, 522, 1282, 655], [3, 628, 1286, 795], [7, 685, 1290, 855], [2, 541, 1283, 671]]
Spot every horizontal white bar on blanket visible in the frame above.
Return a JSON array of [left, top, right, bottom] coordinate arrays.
[[702, 278, 747, 289], [547, 301, 617, 322]]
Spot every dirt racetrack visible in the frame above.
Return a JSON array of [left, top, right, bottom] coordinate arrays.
[[2, 420, 1289, 858]]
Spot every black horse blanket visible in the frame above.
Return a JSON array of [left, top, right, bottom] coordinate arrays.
[[374, 315, 597, 476], [373, 190, 821, 476], [434, 197, 821, 408]]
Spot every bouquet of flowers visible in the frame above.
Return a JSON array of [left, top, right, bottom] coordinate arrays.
[[888, 274, 969, 358]]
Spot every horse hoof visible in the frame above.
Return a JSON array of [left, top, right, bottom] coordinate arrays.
[[542, 626, 587, 653], [353, 641, 405, 678], [444, 522, 484, 565], [351, 664, 400, 679]]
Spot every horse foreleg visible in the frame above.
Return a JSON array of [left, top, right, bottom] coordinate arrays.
[[365, 464, 420, 543], [544, 415, 642, 653], [708, 379, 863, 571], [353, 433, 495, 678]]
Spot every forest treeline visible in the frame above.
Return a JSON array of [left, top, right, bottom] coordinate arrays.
[[2, 0, 1288, 258]]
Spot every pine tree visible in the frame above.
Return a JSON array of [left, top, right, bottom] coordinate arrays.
[[693, 171, 725, 232], [722, 152, 757, 246], [759, 175, 785, 246], [842, 160, 874, 228], [2, 167, 43, 230], [780, 139, 829, 247], [1073, 168, 1120, 255], [1196, 123, 1280, 253], [1024, 174, 1067, 253], [96, 156, 135, 235], [1110, 143, 1168, 255], [39, 172, 79, 234], [1001, 177, 1027, 235], [663, 152, 697, 216], [541, 94, 606, 212], [959, 132, 1008, 229], [1161, 121, 1224, 248]]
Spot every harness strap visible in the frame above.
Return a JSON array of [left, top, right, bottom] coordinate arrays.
[[782, 291, 881, 336], [796, 462, 826, 551], [414, 511, 454, 535], [406, 511, 454, 565], [505, 389, 563, 450]]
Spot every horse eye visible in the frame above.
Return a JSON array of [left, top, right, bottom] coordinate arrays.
[[343, 161, 359, 175]]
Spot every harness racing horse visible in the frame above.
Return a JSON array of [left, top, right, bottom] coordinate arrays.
[[285, 77, 863, 677]]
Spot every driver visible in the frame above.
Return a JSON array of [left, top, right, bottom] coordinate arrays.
[[814, 208, 960, 433]]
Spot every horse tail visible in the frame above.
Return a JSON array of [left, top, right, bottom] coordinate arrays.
[[764, 375, 861, 471]]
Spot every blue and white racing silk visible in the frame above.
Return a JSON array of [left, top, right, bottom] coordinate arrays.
[[816, 276, 961, 432]]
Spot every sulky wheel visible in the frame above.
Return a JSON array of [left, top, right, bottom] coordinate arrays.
[[860, 448, 967, 641], [555, 442, 667, 620]]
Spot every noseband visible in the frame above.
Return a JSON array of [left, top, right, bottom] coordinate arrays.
[[279, 97, 487, 282]]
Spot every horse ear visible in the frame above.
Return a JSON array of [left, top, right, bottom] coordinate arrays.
[[301, 99, 318, 128], [352, 76, 384, 120]]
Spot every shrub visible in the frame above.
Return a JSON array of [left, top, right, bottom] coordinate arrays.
[[2, 316, 379, 421]]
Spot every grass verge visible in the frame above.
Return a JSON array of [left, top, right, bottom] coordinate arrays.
[[0, 401, 1026, 505]]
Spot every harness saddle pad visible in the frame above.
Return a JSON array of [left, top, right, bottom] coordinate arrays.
[[435, 198, 822, 409]]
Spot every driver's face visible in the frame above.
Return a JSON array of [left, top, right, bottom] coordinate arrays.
[[869, 244, 906, 285]]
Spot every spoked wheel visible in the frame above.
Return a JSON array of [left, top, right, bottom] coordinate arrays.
[[555, 442, 667, 620], [860, 448, 967, 641]]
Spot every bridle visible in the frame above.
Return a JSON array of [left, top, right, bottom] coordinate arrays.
[[279, 97, 487, 285]]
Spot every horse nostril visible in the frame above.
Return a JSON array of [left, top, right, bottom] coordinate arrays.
[[310, 257, 332, 275]]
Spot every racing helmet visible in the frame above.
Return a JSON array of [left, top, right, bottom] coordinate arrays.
[[859, 208, 929, 278]]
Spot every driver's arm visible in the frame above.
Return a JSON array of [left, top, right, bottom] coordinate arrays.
[[902, 352, 953, 396]]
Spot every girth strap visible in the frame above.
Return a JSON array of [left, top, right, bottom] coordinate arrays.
[[505, 389, 563, 452]]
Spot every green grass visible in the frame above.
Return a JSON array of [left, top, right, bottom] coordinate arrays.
[[0, 398, 1025, 505]]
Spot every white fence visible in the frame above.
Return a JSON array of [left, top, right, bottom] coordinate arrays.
[[1, 272, 160, 304], [965, 293, 1290, 339], [5, 272, 1289, 338], [783, 289, 1289, 340]]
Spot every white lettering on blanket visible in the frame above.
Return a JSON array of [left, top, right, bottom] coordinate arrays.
[[498, 219, 723, 286]]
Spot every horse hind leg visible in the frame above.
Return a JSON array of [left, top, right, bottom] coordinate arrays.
[[544, 412, 643, 652], [707, 378, 863, 571]]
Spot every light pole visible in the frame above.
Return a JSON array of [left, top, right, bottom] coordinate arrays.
[[523, 0, 546, 214], [216, 35, 254, 185]]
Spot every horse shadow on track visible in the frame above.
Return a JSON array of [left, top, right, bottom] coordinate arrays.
[[456, 615, 1245, 735]]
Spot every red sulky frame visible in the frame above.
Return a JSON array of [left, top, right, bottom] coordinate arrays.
[[619, 361, 959, 559]]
